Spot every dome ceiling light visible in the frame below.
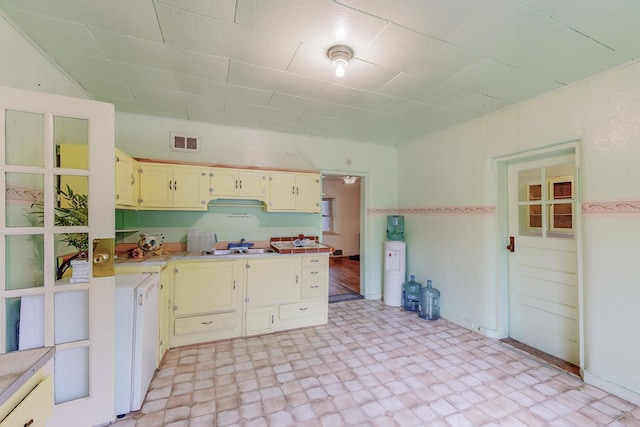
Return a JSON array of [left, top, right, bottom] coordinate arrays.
[[327, 45, 353, 78], [342, 176, 358, 184]]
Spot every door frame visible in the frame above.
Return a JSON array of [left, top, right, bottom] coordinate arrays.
[[494, 140, 584, 372], [321, 171, 366, 297]]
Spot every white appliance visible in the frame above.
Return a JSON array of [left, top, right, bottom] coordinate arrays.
[[115, 273, 159, 417], [383, 241, 406, 306]]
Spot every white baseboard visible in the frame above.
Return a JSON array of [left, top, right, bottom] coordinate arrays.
[[583, 370, 640, 406]]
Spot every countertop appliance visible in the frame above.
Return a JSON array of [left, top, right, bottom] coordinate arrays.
[[115, 273, 159, 417]]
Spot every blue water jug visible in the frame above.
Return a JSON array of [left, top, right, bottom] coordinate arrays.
[[419, 280, 440, 320]]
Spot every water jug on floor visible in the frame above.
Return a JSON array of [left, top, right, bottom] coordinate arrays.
[[419, 279, 440, 320], [402, 275, 421, 312]]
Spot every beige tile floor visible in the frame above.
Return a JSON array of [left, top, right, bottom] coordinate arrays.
[[113, 300, 640, 426]]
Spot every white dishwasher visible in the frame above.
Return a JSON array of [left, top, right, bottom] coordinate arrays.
[[115, 273, 159, 417]]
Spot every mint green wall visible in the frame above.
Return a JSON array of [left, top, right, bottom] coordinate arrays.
[[397, 60, 640, 404], [116, 201, 321, 245]]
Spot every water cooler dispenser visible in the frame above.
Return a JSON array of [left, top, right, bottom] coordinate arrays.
[[383, 216, 406, 306]]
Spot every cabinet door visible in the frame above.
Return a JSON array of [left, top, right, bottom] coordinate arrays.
[[245, 306, 276, 336], [245, 257, 300, 306], [210, 167, 240, 197], [238, 170, 267, 199], [58, 143, 88, 208], [267, 172, 296, 210], [172, 165, 209, 208], [138, 163, 173, 207], [158, 265, 172, 365], [174, 261, 239, 316], [294, 173, 321, 213], [115, 150, 138, 207]]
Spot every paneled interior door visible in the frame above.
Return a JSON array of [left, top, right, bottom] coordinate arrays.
[[507, 152, 579, 365], [1, 86, 115, 426]]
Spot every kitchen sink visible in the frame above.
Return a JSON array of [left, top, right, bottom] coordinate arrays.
[[204, 248, 274, 256]]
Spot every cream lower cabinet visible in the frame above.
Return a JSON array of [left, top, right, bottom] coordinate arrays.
[[171, 260, 243, 347], [244, 254, 328, 336], [0, 367, 53, 427]]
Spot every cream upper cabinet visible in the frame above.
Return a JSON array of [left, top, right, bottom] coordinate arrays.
[[115, 149, 138, 208], [267, 172, 321, 213], [138, 163, 209, 210], [209, 167, 267, 200]]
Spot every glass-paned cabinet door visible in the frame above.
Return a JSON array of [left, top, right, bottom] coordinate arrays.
[[517, 167, 543, 236], [549, 176, 573, 233]]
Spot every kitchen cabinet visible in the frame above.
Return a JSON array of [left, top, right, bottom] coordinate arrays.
[[115, 149, 138, 208], [58, 143, 88, 208], [267, 172, 321, 213], [171, 260, 243, 347], [0, 348, 54, 427], [138, 163, 209, 210], [280, 254, 329, 330], [209, 167, 268, 201]]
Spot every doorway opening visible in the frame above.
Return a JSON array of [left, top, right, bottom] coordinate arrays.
[[321, 174, 364, 303]]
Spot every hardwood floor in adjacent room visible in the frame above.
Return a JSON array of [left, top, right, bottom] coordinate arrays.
[[329, 256, 361, 303]]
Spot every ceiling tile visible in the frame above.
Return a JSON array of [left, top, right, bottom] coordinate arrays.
[[360, 23, 480, 81], [52, 53, 178, 90], [98, 97, 189, 120], [235, 0, 387, 51], [335, 0, 491, 38], [156, 2, 299, 70], [378, 72, 480, 107], [156, 0, 236, 22], [73, 77, 135, 101], [91, 29, 229, 82], [445, 0, 630, 83], [225, 101, 303, 123], [175, 73, 273, 106], [228, 60, 330, 99], [0, 0, 162, 40], [187, 108, 263, 128], [268, 93, 354, 120], [129, 86, 225, 113], [319, 84, 404, 112], [1, 8, 105, 58], [446, 57, 563, 102]]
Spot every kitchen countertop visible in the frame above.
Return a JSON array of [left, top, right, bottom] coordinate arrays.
[[115, 248, 329, 265], [0, 347, 54, 407]]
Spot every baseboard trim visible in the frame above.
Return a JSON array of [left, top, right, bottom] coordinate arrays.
[[583, 370, 640, 406]]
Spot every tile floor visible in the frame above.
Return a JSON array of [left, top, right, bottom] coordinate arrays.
[[113, 300, 640, 426]]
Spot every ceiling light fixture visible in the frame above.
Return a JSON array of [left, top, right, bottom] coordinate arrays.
[[328, 45, 353, 78], [342, 176, 358, 184]]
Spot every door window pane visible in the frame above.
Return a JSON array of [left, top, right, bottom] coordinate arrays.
[[55, 346, 90, 404], [55, 116, 88, 169], [5, 234, 44, 290], [55, 290, 89, 344], [5, 110, 44, 167], [5, 172, 44, 228], [55, 232, 89, 282], [5, 295, 45, 352]]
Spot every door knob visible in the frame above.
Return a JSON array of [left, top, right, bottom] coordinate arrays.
[[506, 236, 515, 253]]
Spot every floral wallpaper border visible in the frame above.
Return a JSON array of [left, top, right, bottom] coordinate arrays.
[[6, 183, 44, 206], [369, 200, 640, 217]]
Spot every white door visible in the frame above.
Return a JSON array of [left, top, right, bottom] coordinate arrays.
[[1, 86, 115, 426], [507, 153, 579, 365]]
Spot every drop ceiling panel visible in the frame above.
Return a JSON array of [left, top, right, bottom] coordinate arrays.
[[129, 86, 225, 114], [378, 72, 480, 107], [91, 29, 229, 82], [187, 108, 263, 128], [335, 0, 491, 38], [0, 0, 162, 40], [99, 98, 189, 120], [320, 85, 404, 113], [361, 23, 481, 81], [74, 77, 135, 101], [268, 93, 355, 120], [156, 3, 299, 70], [228, 60, 330, 99], [225, 101, 303, 123]]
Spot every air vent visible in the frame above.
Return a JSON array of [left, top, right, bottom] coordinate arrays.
[[170, 132, 200, 152]]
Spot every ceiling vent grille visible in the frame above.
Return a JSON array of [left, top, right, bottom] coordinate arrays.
[[170, 132, 200, 152]]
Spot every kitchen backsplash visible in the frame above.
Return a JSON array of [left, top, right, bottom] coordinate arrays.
[[116, 200, 321, 245]]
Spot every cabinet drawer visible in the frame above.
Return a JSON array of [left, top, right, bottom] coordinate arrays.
[[302, 256, 328, 268], [301, 268, 327, 281], [0, 375, 52, 427], [301, 281, 328, 299], [174, 311, 237, 335], [279, 300, 326, 320]]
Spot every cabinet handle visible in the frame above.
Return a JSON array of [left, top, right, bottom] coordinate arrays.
[[310, 285, 319, 289], [296, 275, 299, 284], [296, 186, 299, 195], [233, 280, 236, 290], [130, 174, 135, 185], [292, 186, 295, 195], [271, 315, 274, 324], [239, 179, 243, 189], [174, 180, 177, 191], [24, 420, 34, 427], [169, 180, 173, 190], [299, 307, 308, 311], [310, 271, 318, 275], [310, 259, 319, 263], [236, 179, 239, 189], [201, 321, 213, 325]]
